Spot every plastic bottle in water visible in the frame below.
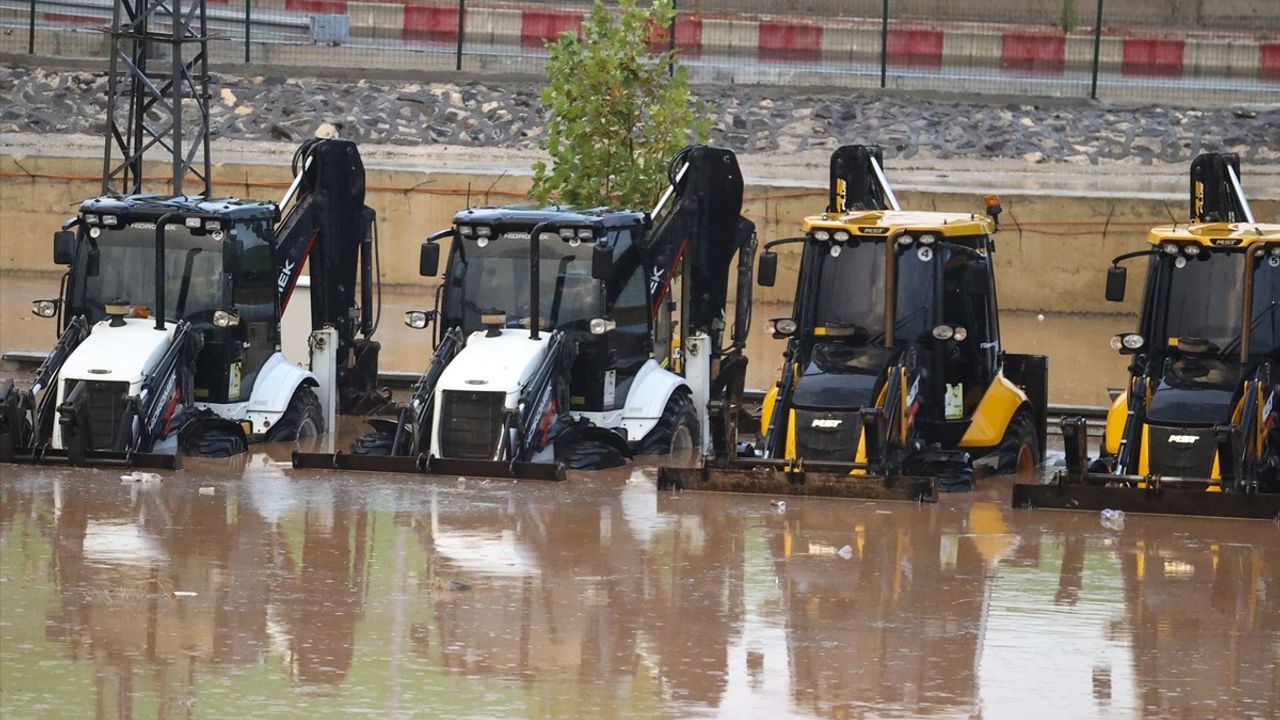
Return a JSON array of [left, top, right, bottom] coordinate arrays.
[[1100, 509, 1125, 531]]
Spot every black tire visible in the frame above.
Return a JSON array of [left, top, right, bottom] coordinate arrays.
[[996, 409, 1039, 477], [351, 424, 409, 456], [266, 386, 325, 444], [183, 427, 248, 458], [635, 391, 699, 459], [561, 438, 628, 470]]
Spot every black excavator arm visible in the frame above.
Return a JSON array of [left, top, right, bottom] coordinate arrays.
[[274, 138, 384, 414], [643, 145, 758, 458]]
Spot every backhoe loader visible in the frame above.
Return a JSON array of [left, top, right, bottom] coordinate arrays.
[[293, 145, 757, 480], [1014, 152, 1280, 520], [0, 139, 384, 469], [659, 145, 1047, 500]]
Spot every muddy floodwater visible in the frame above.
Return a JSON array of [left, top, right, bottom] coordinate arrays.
[[1, 456, 1276, 719]]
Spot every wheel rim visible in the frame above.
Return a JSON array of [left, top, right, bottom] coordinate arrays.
[[298, 416, 319, 439]]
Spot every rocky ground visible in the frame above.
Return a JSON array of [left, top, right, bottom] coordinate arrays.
[[3, 66, 1278, 167]]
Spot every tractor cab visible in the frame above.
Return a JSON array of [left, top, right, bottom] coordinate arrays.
[[761, 210, 1004, 458], [425, 206, 660, 415], [45, 196, 282, 407]]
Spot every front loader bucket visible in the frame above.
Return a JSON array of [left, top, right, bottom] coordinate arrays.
[[658, 461, 934, 502], [1013, 475, 1280, 521], [292, 451, 566, 482], [0, 446, 178, 470]]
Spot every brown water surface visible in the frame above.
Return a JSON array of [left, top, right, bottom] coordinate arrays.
[[1, 459, 1276, 719]]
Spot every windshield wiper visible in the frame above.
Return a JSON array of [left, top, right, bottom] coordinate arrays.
[[1219, 299, 1280, 359], [871, 304, 928, 345]]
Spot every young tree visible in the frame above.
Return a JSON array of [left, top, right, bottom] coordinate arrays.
[[530, 0, 710, 209]]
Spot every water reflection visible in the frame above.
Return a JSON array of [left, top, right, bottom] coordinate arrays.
[[0, 467, 1276, 718]]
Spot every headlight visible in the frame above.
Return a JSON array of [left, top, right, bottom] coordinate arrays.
[[404, 310, 429, 329], [918, 233, 937, 245], [1183, 244, 1200, 256], [559, 228, 575, 240], [953, 326, 968, 341], [89, 227, 101, 239], [458, 225, 474, 237], [204, 219, 221, 231], [1162, 243, 1179, 255], [577, 228, 594, 240], [1270, 246, 1280, 257], [829, 244, 842, 258], [897, 235, 914, 246], [101, 215, 118, 226], [931, 324, 955, 341], [833, 230, 851, 242], [475, 226, 491, 238], [1121, 334, 1144, 350], [30, 299, 57, 318], [84, 214, 100, 226], [774, 318, 798, 336], [212, 310, 240, 328], [813, 230, 831, 241], [476, 236, 490, 248], [184, 217, 202, 229], [589, 318, 617, 335]]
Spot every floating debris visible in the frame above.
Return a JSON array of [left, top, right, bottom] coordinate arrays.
[[121, 471, 162, 483]]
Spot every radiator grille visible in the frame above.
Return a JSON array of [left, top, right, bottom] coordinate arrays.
[[793, 409, 862, 461], [439, 390, 505, 459], [66, 380, 130, 450], [1146, 424, 1217, 478]]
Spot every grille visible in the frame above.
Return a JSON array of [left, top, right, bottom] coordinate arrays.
[[439, 390, 506, 459], [1146, 424, 1217, 477], [793, 409, 862, 461], [67, 380, 129, 450]]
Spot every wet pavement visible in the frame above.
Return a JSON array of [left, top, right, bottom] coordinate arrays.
[[1, 456, 1276, 719]]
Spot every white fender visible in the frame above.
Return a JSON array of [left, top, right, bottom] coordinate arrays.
[[618, 359, 689, 443], [245, 352, 317, 436]]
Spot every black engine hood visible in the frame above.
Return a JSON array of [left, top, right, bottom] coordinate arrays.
[[1145, 359, 1241, 426], [791, 344, 894, 411]]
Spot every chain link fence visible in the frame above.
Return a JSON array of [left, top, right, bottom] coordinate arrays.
[[2, 0, 1276, 104]]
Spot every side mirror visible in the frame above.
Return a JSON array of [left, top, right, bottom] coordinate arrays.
[[86, 247, 100, 277], [1105, 265, 1127, 303], [757, 250, 778, 287], [221, 238, 241, 275], [592, 244, 613, 281], [419, 242, 441, 277], [53, 230, 76, 265]]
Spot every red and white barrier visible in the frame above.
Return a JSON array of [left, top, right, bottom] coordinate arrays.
[[328, 2, 1279, 82]]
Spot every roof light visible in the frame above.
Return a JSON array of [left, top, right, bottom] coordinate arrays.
[[1162, 242, 1179, 255], [576, 228, 594, 240], [897, 235, 914, 246], [559, 228, 575, 240], [475, 226, 491, 238], [101, 215, 118, 227], [1183, 244, 1200, 257], [204, 219, 220, 231], [833, 230, 851, 242], [918, 233, 937, 245], [458, 225, 474, 237], [84, 214, 100, 226], [813, 230, 831, 241], [185, 217, 202, 229]]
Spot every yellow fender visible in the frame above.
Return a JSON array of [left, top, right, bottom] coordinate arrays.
[[958, 370, 1030, 448], [1104, 390, 1128, 456]]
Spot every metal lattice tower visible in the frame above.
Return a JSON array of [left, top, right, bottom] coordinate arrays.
[[101, 0, 212, 197]]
